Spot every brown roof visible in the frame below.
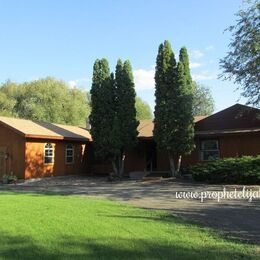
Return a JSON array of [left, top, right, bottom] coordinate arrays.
[[138, 116, 207, 139], [3, 105, 256, 141], [0, 116, 91, 141], [195, 104, 260, 131]]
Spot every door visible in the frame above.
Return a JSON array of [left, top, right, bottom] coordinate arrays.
[[0, 147, 6, 179], [145, 141, 157, 172]]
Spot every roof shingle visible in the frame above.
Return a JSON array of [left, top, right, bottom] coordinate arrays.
[[0, 116, 91, 141], [137, 116, 207, 139]]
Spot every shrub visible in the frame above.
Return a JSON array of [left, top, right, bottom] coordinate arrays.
[[2, 174, 17, 184], [185, 156, 260, 184]]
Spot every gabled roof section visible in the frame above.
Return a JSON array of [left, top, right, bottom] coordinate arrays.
[[138, 116, 207, 139], [0, 116, 91, 141], [195, 104, 260, 133]]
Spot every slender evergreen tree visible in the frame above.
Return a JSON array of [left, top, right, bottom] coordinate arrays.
[[90, 58, 138, 177], [178, 47, 195, 164], [115, 59, 139, 176], [179, 47, 192, 86], [173, 60, 195, 173], [154, 41, 194, 176], [89, 59, 121, 168]]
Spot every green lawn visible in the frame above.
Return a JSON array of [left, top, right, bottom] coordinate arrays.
[[0, 193, 259, 259]]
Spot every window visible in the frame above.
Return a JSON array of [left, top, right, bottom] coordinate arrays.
[[200, 139, 219, 161], [66, 144, 74, 164], [44, 143, 54, 164]]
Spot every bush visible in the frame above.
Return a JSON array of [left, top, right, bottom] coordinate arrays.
[[2, 174, 17, 184], [185, 156, 260, 184]]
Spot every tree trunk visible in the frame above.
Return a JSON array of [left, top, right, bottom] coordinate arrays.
[[176, 155, 182, 176], [168, 152, 176, 177], [111, 160, 118, 176], [119, 153, 126, 178]]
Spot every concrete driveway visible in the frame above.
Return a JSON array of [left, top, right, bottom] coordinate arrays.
[[1, 175, 260, 244]]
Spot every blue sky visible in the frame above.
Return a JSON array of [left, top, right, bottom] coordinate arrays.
[[0, 0, 245, 112]]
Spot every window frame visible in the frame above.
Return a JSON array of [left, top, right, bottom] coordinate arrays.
[[44, 143, 55, 165], [199, 139, 220, 161], [65, 143, 74, 165]]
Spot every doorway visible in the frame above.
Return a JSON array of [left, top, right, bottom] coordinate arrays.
[[145, 141, 157, 172]]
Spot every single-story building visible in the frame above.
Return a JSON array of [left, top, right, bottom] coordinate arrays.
[[0, 117, 91, 179], [0, 103, 260, 179]]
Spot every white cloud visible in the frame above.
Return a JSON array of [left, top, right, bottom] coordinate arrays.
[[68, 80, 77, 88], [133, 69, 155, 90], [133, 65, 215, 89], [192, 71, 216, 81], [190, 62, 202, 69], [67, 78, 90, 89], [191, 50, 205, 59], [205, 45, 214, 51]]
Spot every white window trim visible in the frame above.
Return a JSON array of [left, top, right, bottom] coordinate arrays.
[[44, 143, 55, 165], [200, 139, 220, 161], [65, 144, 74, 165]]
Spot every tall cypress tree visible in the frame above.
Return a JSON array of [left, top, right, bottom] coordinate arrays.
[[174, 60, 194, 172], [121, 60, 139, 146], [176, 47, 195, 170], [89, 59, 121, 168], [179, 47, 192, 86], [154, 41, 176, 149], [154, 41, 194, 176], [90, 58, 138, 177], [115, 59, 139, 176]]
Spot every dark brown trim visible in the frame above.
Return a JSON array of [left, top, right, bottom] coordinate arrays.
[[138, 136, 153, 140], [25, 134, 89, 142], [195, 128, 260, 136]]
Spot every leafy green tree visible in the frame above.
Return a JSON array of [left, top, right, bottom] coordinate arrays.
[[0, 77, 149, 126], [114, 59, 139, 176], [193, 82, 215, 116], [15, 78, 71, 123], [135, 97, 152, 120], [0, 77, 90, 126], [0, 80, 20, 117], [220, 0, 260, 106], [63, 88, 91, 126], [0, 80, 20, 99], [0, 92, 16, 117], [154, 41, 194, 177]]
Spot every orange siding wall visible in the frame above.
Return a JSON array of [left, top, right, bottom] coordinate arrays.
[[124, 144, 147, 172], [25, 139, 90, 179], [219, 133, 260, 158], [157, 133, 260, 170], [0, 125, 25, 178], [90, 142, 146, 174]]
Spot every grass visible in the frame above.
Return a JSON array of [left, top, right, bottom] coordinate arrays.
[[0, 193, 259, 259]]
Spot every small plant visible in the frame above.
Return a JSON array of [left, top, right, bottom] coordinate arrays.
[[107, 172, 121, 182], [2, 173, 17, 184]]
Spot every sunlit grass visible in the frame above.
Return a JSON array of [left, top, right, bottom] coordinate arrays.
[[0, 193, 259, 259]]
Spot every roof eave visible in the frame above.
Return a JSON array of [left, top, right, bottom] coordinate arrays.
[[0, 120, 26, 137], [25, 134, 90, 142]]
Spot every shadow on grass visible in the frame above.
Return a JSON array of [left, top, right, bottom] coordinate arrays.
[[0, 191, 260, 245], [0, 231, 258, 260]]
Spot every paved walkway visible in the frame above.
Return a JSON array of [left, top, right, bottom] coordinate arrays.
[[1, 175, 260, 244]]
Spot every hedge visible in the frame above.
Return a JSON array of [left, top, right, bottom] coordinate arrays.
[[184, 156, 260, 184]]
